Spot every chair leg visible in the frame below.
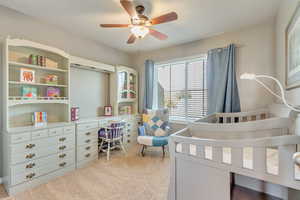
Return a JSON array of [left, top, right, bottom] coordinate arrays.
[[162, 145, 165, 157], [107, 142, 110, 161], [120, 140, 127, 155], [141, 145, 146, 157], [98, 140, 104, 153]]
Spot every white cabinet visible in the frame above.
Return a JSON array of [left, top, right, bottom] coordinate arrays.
[[110, 66, 138, 116], [2, 124, 76, 195]]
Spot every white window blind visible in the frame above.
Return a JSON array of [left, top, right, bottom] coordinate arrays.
[[156, 57, 207, 122]]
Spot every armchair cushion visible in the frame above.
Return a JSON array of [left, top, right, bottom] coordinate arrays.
[[142, 109, 169, 137], [137, 136, 168, 147]]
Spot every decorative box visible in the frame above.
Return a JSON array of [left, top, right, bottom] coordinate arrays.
[[71, 107, 80, 121]]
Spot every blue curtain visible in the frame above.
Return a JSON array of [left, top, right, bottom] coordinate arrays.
[[206, 44, 241, 114], [143, 60, 155, 110]]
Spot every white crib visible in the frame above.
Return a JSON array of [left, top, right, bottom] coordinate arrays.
[[168, 109, 300, 200]]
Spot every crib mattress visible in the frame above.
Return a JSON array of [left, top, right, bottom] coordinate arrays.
[[176, 144, 279, 175]]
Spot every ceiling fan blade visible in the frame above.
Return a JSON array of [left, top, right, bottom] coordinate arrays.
[[127, 34, 136, 44], [120, 0, 136, 17], [151, 12, 178, 25], [100, 24, 129, 28], [149, 29, 168, 40]]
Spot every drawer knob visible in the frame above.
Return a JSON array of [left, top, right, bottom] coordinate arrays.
[[86, 132, 91, 136], [26, 163, 35, 169], [25, 153, 35, 159], [59, 153, 66, 158], [85, 146, 91, 150], [59, 162, 66, 167], [26, 144, 35, 149], [85, 153, 91, 158], [59, 145, 66, 150], [59, 137, 66, 142], [85, 139, 91, 143]]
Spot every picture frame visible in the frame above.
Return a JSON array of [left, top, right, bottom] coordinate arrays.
[[20, 68, 35, 83], [104, 106, 112, 116], [286, 3, 300, 90]]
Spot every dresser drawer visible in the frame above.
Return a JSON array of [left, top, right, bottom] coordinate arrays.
[[11, 146, 57, 165], [10, 133, 31, 144], [57, 156, 75, 169], [31, 129, 49, 140], [64, 126, 75, 135], [11, 153, 57, 175], [49, 127, 64, 137], [77, 149, 98, 162], [77, 130, 98, 146], [78, 144, 98, 156], [11, 161, 57, 185], [77, 122, 98, 132], [57, 150, 75, 162], [57, 133, 75, 144], [10, 137, 57, 154], [57, 141, 75, 152]]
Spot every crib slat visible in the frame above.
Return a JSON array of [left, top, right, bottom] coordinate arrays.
[[279, 145, 296, 182], [213, 147, 222, 163], [253, 147, 266, 173], [196, 145, 205, 158], [232, 147, 243, 168], [181, 143, 189, 154]]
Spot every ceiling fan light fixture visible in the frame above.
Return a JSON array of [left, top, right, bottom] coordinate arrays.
[[131, 26, 149, 38]]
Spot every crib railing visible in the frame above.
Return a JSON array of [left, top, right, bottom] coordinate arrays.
[[169, 128, 300, 191], [198, 109, 270, 124]]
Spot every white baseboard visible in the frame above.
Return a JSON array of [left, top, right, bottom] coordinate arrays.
[[0, 177, 2, 184]]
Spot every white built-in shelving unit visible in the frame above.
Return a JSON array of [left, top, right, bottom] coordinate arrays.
[[110, 66, 138, 116], [3, 38, 71, 130]]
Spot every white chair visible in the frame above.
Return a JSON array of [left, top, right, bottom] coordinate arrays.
[[98, 121, 127, 160]]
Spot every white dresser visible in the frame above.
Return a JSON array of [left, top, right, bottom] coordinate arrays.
[[2, 123, 76, 195], [75, 121, 99, 168]]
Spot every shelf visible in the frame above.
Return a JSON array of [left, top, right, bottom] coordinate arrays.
[[118, 98, 137, 103], [8, 96, 69, 106], [9, 81, 68, 88], [9, 61, 68, 73]]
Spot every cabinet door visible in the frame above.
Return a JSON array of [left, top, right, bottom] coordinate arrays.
[[128, 72, 137, 99], [118, 71, 128, 100]]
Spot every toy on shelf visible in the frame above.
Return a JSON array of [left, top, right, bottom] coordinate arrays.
[[44, 75, 58, 85], [21, 86, 37, 98], [46, 87, 60, 98], [32, 112, 47, 127], [71, 107, 80, 121], [20, 68, 35, 83]]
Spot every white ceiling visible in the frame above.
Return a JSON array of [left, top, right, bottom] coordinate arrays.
[[0, 0, 281, 53]]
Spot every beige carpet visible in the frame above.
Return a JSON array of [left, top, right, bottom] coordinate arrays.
[[0, 145, 170, 200]]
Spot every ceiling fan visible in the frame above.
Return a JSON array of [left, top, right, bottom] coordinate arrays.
[[100, 0, 178, 44]]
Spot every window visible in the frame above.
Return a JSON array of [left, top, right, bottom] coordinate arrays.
[[155, 56, 207, 122]]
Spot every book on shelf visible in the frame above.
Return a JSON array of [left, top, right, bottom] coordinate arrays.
[[32, 112, 47, 127], [21, 86, 38, 98], [47, 87, 61, 97]]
